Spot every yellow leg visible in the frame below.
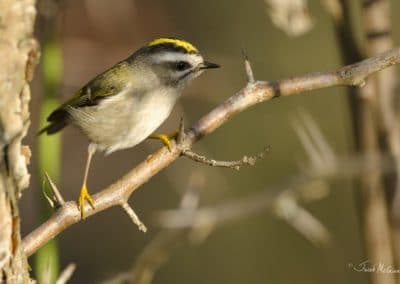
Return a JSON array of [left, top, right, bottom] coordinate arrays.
[[78, 144, 96, 219], [148, 131, 178, 151]]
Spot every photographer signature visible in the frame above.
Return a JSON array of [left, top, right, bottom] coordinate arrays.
[[349, 260, 400, 274]]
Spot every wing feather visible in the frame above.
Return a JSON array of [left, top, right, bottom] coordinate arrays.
[[39, 61, 129, 135]]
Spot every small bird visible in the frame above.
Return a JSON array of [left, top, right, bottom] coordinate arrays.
[[40, 38, 219, 218]]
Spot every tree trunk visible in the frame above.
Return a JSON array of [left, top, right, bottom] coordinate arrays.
[[0, 0, 38, 282]]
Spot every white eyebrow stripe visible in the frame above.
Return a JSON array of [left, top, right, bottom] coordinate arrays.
[[152, 52, 203, 65]]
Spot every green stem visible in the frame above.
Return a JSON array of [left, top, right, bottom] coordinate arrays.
[[35, 39, 62, 284]]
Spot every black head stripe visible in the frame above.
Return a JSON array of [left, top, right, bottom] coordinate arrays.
[[146, 43, 194, 54]]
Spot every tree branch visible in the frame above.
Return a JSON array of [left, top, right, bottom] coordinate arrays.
[[327, 2, 397, 284], [182, 147, 269, 170], [359, 2, 398, 284], [23, 46, 400, 257]]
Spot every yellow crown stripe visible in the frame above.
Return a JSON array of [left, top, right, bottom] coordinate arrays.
[[148, 38, 198, 53]]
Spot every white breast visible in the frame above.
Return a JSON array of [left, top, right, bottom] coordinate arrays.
[[69, 88, 180, 154]]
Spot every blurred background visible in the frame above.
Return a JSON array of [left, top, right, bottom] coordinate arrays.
[[20, 0, 400, 283]]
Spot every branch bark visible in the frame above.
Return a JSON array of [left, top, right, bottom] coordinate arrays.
[[328, 2, 398, 283], [358, 2, 398, 284], [0, 0, 38, 282], [23, 46, 400, 257]]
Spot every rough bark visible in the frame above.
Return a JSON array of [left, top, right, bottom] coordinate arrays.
[[0, 0, 38, 282]]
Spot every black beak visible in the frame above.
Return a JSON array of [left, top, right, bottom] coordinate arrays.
[[200, 61, 220, 69]]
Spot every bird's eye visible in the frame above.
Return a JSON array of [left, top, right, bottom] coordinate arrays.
[[176, 61, 191, 71]]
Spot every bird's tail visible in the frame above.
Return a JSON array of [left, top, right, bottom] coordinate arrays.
[[38, 121, 68, 135], [38, 109, 70, 135]]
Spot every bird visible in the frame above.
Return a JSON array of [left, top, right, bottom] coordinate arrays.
[[39, 37, 220, 218]]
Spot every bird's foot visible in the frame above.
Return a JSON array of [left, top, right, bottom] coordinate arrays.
[[148, 131, 178, 151], [78, 184, 95, 219]]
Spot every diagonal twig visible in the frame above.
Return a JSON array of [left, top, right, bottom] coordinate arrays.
[[55, 263, 76, 284], [42, 172, 65, 209], [120, 202, 147, 232]]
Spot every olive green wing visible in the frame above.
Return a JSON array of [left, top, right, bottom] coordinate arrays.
[[39, 62, 128, 135]]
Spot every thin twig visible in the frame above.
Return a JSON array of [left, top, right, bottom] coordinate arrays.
[[182, 147, 269, 170], [242, 48, 255, 83], [44, 172, 65, 207], [56, 263, 76, 284], [23, 47, 400, 257], [155, 178, 327, 234], [274, 192, 331, 246], [121, 202, 147, 232], [293, 112, 336, 174]]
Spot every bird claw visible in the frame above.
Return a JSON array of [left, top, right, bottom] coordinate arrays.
[[148, 131, 178, 152], [78, 184, 95, 219]]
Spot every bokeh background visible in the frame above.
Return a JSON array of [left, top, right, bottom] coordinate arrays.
[[20, 0, 400, 283]]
